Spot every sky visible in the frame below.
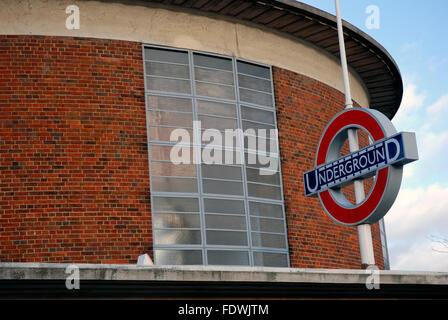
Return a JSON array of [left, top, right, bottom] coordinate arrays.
[[297, 0, 448, 271]]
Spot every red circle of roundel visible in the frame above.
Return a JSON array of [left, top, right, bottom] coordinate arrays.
[[316, 109, 389, 225]]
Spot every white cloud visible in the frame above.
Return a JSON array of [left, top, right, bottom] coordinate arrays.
[[390, 240, 448, 272], [392, 85, 448, 187], [393, 83, 426, 127], [400, 41, 421, 54], [383, 83, 448, 272], [427, 93, 448, 114], [385, 184, 448, 271]]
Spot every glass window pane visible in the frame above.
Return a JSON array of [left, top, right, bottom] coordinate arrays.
[[195, 67, 234, 85], [203, 179, 243, 196], [196, 81, 235, 100], [237, 61, 270, 79], [151, 162, 196, 177], [151, 145, 193, 161], [155, 229, 201, 245], [242, 120, 275, 131], [253, 252, 288, 267], [201, 164, 242, 180], [153, 213, 200, 228], [251, 232, 286, 248], [148, 110, 192, 127], [145, 48, 188, 64], [244, 153, 279, 170], [239, 88, 273, 107], [251, 217, 285, 233], [246, 167, 280, 185], [147, 95, 192, 112], [205, 214, 246, 230], [202, 147, 242, 164], [204, 199, 245, 215], [241, 106, 275, 124], [249, 202, 283, 218], [248, 183, 282, 200], [206, 230, 247, 246], [194, 53, 233, 71], [238, 74, 272, 93], [150, 145, 173, 161], [152, 196, 199, 213], [155, 249, 202, 265], [199, 115, 238, 130], [152, 177, 198, 193], [207, 250, 249, 266], [244, 139, 278, 157], [197, 100, 237, 118], [146, 61, 190, 79], [147, 77, 191, 94], [149, 127, 193, 142]]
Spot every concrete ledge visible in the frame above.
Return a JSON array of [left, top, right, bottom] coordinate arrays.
[[1, 262, 447, 285]]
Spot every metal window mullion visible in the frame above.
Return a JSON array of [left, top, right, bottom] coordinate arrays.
[[241, 117, 276, 127], [152, 175, 197, 179], [195, 94, 236, 104], [205, 212, 247, 217], [195, 79, 235, 88], [151, 192, 200, 198], [146, 74, 191, 81], [249, 215, 285, 221], [155, 244, 203, 249], [246, 180, 281, 188], [206, 228, 249, 232], [189, 49, 208, 266], [197, 113, 237, 121], [267, 64, 291, 267], [202, 177, 242, 183], [239, 101, 276, 112], [194, 64, 234, 74], [251, 230, 286, 236], [202, 194, 246, 201], [147, 109, 193, 115], [154, 227, 201, 231], [144, 59, 189, 66], [233, 58, 254, 267], [247, 197, 284, 204], [238, 85, 273, 95], [153, 211, 199, 215], [143, 45, 159, 263], [146, 91, 194, 100], [237, 71, 271, 81], [194, 95, 238, 106], [145, 89, 191, 98]]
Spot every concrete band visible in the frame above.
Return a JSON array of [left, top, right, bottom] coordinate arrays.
[[1, 0, 369, 108], [1, 262, 447, 285]]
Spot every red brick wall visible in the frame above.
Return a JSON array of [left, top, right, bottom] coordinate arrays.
[[0, 35, 151, 263], [0, 35, 384, 268], [273, 67, 384, 269]]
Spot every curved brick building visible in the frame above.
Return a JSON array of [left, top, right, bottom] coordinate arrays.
[[0, 0, 402, 270]]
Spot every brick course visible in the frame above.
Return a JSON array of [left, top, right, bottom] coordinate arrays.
[[0, 35, 151, 263], [0, 35, 384, 268]]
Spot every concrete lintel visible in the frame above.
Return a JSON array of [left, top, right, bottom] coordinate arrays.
[[0, 262, 447, 286]]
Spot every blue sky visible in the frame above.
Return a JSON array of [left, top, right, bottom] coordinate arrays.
[[298, 0, 448, 271]]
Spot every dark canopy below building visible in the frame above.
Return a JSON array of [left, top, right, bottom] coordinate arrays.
[[0, 263, 447, 299], [144, 0, 403, 119]]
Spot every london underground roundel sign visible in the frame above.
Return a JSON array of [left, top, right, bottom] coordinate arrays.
[[303, 108, 418, 226]]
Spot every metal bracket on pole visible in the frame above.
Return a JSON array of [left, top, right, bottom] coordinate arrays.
[[334, 0, 376, 268]]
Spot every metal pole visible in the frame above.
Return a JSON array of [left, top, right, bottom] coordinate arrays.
[[334, 0, 375, 268]]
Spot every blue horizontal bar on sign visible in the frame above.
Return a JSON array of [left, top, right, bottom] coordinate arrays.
[[303, 132, 418, 197]]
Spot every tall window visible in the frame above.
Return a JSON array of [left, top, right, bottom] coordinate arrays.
[[143, 45, 289, 267]]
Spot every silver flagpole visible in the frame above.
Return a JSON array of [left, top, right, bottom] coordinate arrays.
[[334, 0, 376, 268]]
